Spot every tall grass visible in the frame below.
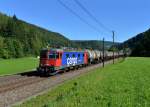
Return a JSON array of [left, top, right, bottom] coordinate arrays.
[[17, 57, 150, 107]]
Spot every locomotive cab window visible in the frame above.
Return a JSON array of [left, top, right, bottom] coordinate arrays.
[[49, 53, 59, 59], [49, 54, 55, 59], [72, 54, 75, 57], [66, 54, 69, 58], [78, 54, 80, 58]]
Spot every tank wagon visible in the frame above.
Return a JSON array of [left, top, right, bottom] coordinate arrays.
[[37, 49, 124, 75]]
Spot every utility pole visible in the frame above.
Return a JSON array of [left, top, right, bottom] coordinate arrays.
[[112, 31, 115, 64], [102, 38, 105, 67]]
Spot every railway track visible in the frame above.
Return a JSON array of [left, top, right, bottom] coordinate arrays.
[[0, 75, 23, 84], [0, 77, 46, 93], [0, 58, 123, 107]]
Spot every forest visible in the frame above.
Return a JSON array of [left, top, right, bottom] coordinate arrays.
[[73, 40, 115, 50], [0, 13, 75, 59], [0, 12, 115, 59], [120, 29, 150, 56]]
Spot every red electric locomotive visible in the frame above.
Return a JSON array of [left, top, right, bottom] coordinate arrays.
[[37, 49, 89, 75]]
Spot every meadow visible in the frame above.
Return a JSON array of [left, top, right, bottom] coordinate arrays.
[[16, 57, 150, 107], [0, 57, 39, 76]]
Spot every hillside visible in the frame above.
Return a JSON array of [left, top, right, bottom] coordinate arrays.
[[120, 29, 150, 56], [0, 12, 116, 59], [0, 12, 75, 59], [73, 40, 117, 50]]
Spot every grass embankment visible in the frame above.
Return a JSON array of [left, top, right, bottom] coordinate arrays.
[[17, 57, 150, 107], [0, 57, 38, 76]]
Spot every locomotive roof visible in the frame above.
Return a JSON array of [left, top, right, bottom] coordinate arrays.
[[41, 48, 84, 52]]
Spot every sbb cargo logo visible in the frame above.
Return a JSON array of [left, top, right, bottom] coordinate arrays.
[[67, 57, 77, 66]]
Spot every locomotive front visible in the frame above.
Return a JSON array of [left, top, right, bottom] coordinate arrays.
[[37, 49, 63, 75]]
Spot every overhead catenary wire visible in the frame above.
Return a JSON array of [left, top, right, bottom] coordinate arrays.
[[57, 0, 102, 33], [74, 0, 112, 33], [74, 0, 116, 47], [74, 0, 111, 32]]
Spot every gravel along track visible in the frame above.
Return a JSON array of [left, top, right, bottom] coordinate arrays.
[[0, 77, 46, 93], [0, 75, 23, 84], [0, 58, 122, 107]]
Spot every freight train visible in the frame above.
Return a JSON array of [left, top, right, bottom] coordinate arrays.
[[37, 49, 124, 75]]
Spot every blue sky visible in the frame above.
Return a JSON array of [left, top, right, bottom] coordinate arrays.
[[0, 0, 150, 42]]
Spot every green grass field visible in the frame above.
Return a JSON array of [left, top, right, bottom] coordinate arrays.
[[16, 57, 150, 107], [0, 57, 39, 76]]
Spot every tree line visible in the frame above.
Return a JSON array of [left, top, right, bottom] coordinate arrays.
[[119, 29, 150, 57], [73, 40, 115, 50], [0, 12, 116, 59], [0, 13, 75, 59]]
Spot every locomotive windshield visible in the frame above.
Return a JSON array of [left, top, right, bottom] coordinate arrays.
[[49, 53, 59, 59]]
